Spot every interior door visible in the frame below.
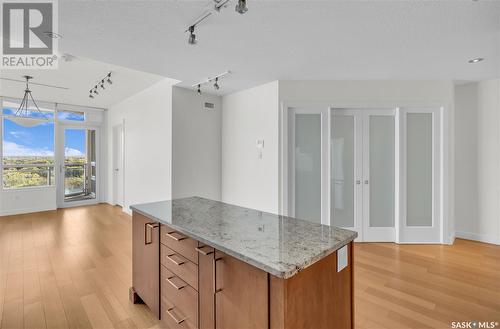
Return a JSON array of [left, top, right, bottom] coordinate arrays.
[[330, 109, 363, 240], [57, 125, 100, 207], [287, 107, 329, 225], [362, 110, 397, 242], [399, 108, 441, 243], [112, 124, 124, 206]]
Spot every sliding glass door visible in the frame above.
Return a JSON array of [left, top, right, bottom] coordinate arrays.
[[285, 106, 442, 243]]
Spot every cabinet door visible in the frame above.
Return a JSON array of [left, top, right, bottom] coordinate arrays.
[[198, 245, 215, 329], [214, 251, 268, 329], [132, 212, 160, 318]]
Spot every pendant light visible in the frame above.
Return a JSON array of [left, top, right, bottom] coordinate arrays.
[[9, 76, 50, 127]]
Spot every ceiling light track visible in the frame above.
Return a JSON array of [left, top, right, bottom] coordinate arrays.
[[192, 70, 231, 94], [185, 0, 248, 45], [89, 72, 113, 99]]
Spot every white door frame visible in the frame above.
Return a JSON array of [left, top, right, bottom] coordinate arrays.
[[330, 108, 364, 240], [280, 101, 446, 244], [286, 107, 329, 225], [399, 107, 443, 243], [112, 123, 124, 206], [360, 108, 398, 242], [56, 124, 101, 208]]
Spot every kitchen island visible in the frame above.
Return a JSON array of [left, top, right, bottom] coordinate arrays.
[[130, 197, 357, 329]]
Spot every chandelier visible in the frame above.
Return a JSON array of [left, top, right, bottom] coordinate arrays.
[[9, 75, 50, 127]]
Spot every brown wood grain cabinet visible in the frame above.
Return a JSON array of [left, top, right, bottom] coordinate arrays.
[[130, 212, 160, 318], [131, 211, 354, 329]]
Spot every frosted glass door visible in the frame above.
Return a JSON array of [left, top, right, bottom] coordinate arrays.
[[400, 108, 441, 243], [294, 114, 321, 223], [331, 110, 363, 239], [363, 111, 396, 242]]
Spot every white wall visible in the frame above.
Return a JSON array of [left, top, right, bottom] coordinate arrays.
[[172, 87, 222, 200], [0, 187, 57, 216], [455, 80, 500, 245], [221, 80, 455, 243], [221, 81, 279, 213], [106, 79, 174, 213]]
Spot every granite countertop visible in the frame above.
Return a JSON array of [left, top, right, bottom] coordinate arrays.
[[131, 197, 357, 279]]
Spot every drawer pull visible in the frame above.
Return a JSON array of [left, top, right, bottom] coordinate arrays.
[[145, 222, 159, 245], [165, 231, 187, 241], [166, 307, 186, 324], [166, 276, 186, 290], [213, 257, 223, 294], [195, 246, 214, 255], [166, 253, 185, 266]]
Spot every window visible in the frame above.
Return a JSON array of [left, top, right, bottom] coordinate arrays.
[[57, 110, 85, 122], [2, 101, 55, 189]]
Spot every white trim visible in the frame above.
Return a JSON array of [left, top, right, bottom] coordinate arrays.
[[0, 205, 56, 216], [455, 231, 500, 245]]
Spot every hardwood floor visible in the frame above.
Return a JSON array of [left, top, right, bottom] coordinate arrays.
[[0, 204, 499, 329]]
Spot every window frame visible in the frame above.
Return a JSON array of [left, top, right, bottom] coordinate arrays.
[[0, 97, 105, 191]]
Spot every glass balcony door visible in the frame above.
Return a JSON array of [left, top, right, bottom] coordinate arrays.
[[57, 125, 99, 207]]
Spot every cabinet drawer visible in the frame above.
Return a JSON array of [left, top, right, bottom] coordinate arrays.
[[160, 225, 199, 265], [161, 266, 198, 327], [161, 244, 198, 291], [161, 295, 198, 329]]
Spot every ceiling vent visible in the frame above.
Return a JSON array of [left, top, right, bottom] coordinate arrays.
[[203, 102, 215, 111]]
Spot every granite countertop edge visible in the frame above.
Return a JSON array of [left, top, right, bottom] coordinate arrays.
[[130, 202, 357, 279]]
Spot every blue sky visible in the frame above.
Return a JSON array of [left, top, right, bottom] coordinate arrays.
[[3, 119, 85, 157]]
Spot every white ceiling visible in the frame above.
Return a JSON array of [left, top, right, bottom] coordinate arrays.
[[0, 56, 169, 108], [55, 0, 500, 96]]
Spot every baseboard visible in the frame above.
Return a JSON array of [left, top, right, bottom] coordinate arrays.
[[455, 231, 500, 245], [447, 232, 456, 245], [0, 206, 57, 216]]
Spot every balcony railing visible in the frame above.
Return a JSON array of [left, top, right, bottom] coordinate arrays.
[[2, 164, 55, 189], [64, 163, 88, 197]]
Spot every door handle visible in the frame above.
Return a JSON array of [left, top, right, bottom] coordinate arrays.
[[195, 245, 214, 255], [356, 180, 361, 185], [144, 222, 159, 245], [213, 256, 223, 294], [364, 180, 369, 185]]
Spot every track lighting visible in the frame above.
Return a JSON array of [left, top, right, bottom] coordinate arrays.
[[235, 0, 248, 14], [193, 71, 230, 93], [188, 26, 196, 45], [88, 72, 113, 99]]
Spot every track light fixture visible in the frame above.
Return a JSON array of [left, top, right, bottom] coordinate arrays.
[[186, 0, 248, 44], [235, 0, 248, 14], [193, 71, 230, 94], [88, 72, 113, 100], [188, 26, 196, 45]]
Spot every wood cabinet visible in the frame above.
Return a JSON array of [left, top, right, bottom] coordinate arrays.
[[214, 250, 268, 329], [131, 212, 354, 329], [131, 212, 160, 318]]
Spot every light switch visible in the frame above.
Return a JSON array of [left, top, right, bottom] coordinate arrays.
[[256, 139, 264, 159], [337, 245, 348, 272]]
